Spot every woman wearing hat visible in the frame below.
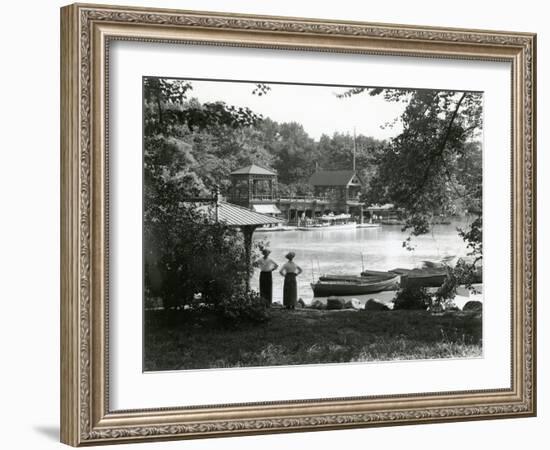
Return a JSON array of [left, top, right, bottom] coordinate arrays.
[[255, 249, 278, 306], [279, 252, 303, 309]]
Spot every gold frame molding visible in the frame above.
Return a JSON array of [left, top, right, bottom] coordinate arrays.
[[60, 3, 536, 446]]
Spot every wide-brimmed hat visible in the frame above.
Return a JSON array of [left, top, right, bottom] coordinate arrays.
[[285, 252, 295, 260]]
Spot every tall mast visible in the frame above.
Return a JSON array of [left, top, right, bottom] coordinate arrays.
[[353, 127, 357, 171]]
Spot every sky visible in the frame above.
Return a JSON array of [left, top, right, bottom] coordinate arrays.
[[177, 79, 407, 141]]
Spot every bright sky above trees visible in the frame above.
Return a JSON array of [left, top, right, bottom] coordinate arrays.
[[183, 79, 407, 140]]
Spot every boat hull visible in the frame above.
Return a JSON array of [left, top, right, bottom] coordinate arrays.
[[311, 275, 400, 297]]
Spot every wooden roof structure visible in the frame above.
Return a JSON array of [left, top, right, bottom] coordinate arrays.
[[216, 201, 281, 226], [230, 164, 277, 177], [309, 170, 362, 187], [195, 200, 281, 226]]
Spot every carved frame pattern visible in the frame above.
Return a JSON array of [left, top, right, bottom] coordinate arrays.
[[60, 3, 536, 446]]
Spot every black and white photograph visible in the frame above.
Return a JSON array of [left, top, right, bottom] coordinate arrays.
[[142, 77, 484, 372]]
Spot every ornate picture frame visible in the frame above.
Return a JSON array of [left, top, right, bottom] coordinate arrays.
[[60, 3, 536, 446]]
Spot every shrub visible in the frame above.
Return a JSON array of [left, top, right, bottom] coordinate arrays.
[[364, 298, 390, 311], [215, 290, 270, 326], [326, 297, 345, 310], [393, 286, 432, 310]]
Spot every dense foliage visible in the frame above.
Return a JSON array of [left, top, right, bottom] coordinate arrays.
[[338, 86, 483, 292], [393, 286, 432, 310], [143, 78, 261, 309], [215, 290, 270, 327], [340, 88, 484, 235]]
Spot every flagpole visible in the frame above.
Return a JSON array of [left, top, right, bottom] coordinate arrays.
[[353, 127, 357, 171]]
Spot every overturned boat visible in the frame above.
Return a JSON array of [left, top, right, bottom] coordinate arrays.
[[388, 267, 448, 289], [388, 259, 482, 289]]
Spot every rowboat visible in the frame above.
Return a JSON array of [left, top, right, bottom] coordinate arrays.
[[311, 272, 400, 297]]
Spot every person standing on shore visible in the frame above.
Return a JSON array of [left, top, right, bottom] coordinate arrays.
[[279, 252, 303, 310], [255, 249, 278, 306]]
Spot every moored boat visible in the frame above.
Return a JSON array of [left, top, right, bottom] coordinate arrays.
[[297, 213, 356, 231], [311, 272, 400, 297], [297, 222, 356, 231]]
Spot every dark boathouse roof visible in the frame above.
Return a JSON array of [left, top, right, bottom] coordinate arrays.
[[309, 170, 361, 187]]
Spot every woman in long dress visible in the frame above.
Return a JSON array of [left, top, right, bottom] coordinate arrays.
[[255, 249, 278, 306], [279, 252, 303, 309]]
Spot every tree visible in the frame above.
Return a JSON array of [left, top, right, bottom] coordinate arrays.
[[143, 78, 267, 308], [339, 87, 482, 229], [338, 86, 483, 290], [268, 122, 318, 186]]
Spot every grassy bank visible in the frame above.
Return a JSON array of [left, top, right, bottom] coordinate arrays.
[[144, 309, 482, 371]]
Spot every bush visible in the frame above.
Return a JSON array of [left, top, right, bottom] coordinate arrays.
[[215, 290, 270, 326], [393, 286, 432, 310], [364, 298, 390, 311], [326, 297, 345, 310]]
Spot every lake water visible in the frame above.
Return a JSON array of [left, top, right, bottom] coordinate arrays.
[[251, 219, 475, 305]]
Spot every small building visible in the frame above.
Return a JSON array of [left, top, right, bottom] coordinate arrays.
[[276, 170, 365, 224], [309, 170, 364, 218], [228, 164, 281, 216]]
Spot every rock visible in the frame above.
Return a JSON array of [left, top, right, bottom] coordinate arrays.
[[297, 298, 306, 309], [364, 298, 390, 311], [271, 302, 283, 309], [344, 298, 362, 310], [463, 300, 483, 312], [310, 300, 326, 310], [326, 297, 345, 310]]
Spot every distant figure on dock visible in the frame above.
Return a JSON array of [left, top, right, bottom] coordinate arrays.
[[255, 249, 278, 306], [279, 252, 303, 309]]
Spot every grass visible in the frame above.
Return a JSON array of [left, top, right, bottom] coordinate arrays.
[[143, 308, 482, 371]]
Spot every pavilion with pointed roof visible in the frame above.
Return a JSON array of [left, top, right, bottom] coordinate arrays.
[[228, 164, 281, 216]]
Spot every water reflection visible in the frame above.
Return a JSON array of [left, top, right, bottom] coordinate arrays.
[[252, 219, 473, 305]]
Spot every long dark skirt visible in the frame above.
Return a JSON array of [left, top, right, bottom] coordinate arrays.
[[259, 271, 273, 306], [283, 273, 297, 309]]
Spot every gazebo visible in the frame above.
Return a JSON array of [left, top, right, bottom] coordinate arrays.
[[228, 164, 280, 216]]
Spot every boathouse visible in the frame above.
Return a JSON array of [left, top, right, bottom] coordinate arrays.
[[275, 170, 366, 224], [310, 170, 364, 220], [309, 170, 362, 205]]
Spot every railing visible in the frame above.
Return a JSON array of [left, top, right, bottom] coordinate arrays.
[[278, 195, 332, 203], [250, 195, 276, 201], [227, 194, 364, 205]]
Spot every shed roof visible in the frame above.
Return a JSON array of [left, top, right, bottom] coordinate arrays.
[[309, 170, 360, 186], [196, 201, 281, 226], [218, 201, 281, 226], [230, 164, 277, 176]]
